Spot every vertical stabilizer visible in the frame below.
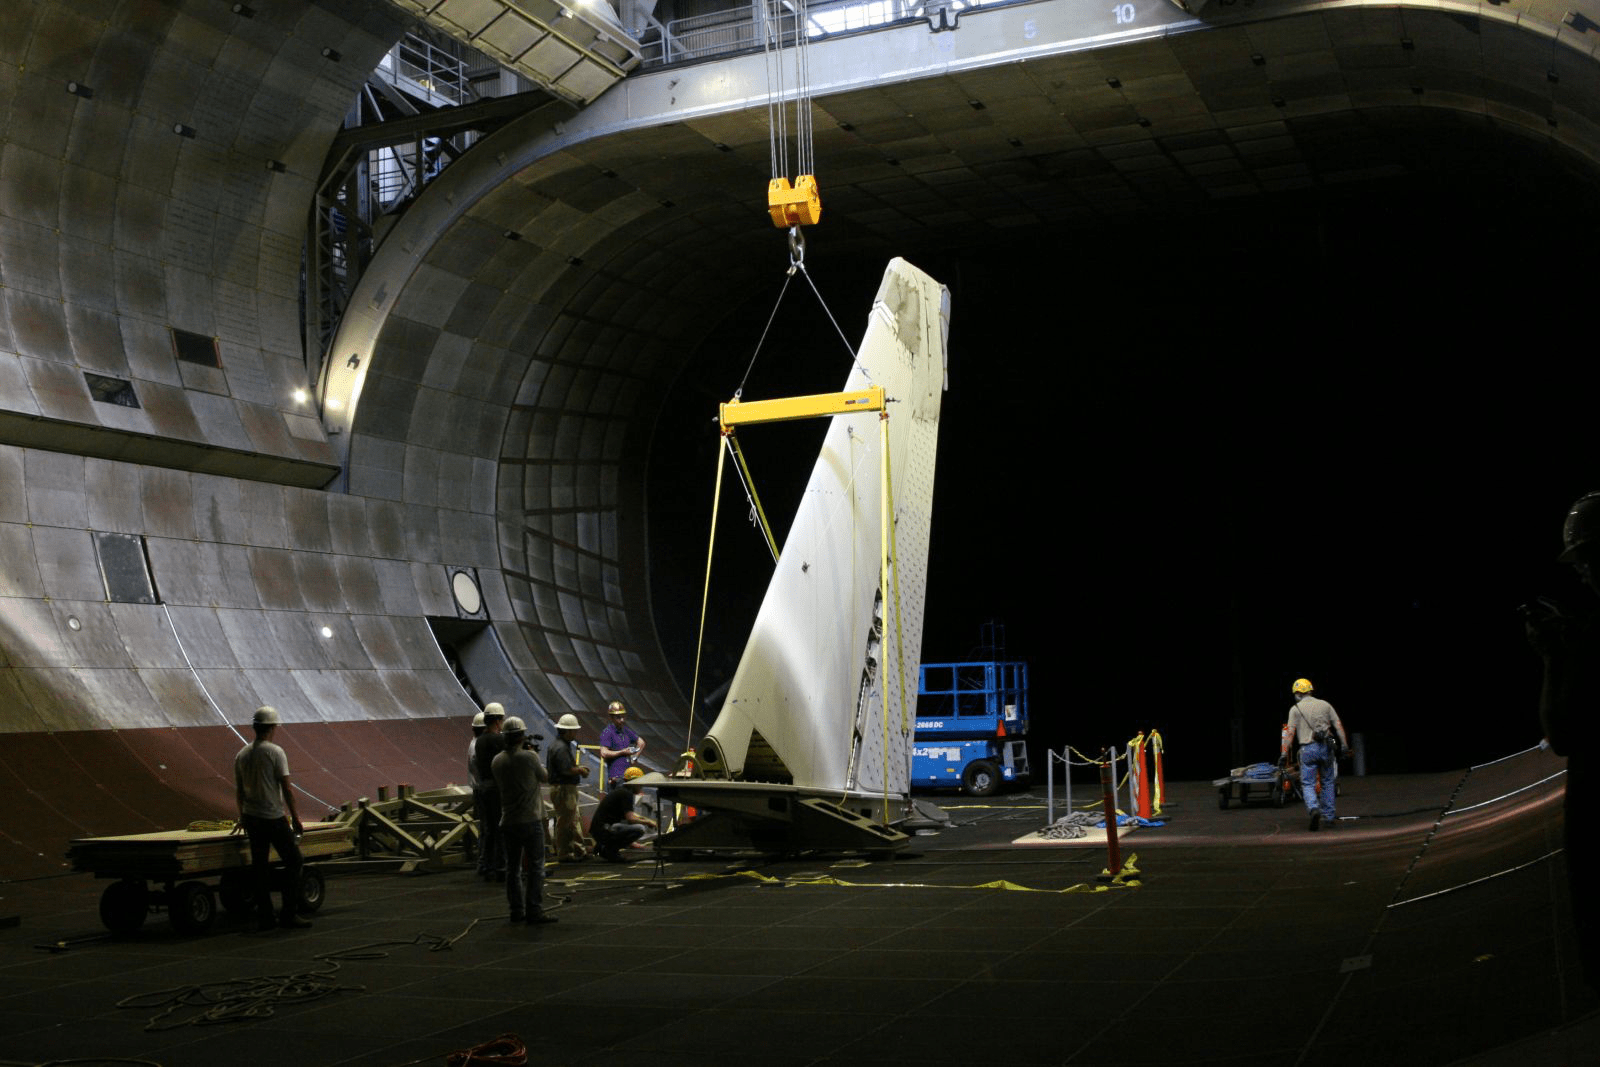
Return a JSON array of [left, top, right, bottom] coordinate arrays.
[[696, 258, 949, 797]]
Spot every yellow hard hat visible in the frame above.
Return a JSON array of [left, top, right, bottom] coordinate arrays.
[[623, 766, 645, 780], [607, 700, 626, 715], [1292, 678, 1314, 695]]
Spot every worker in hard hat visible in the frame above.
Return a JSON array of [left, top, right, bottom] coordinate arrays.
[[491, 716, 556, 924], [467, 710, 486, 873], [472, 703, 508, 882], [231, 705, 311, 930], [598, 699, 646, 787], [1525, 490, 1600, 988], [547, 713, 593, 862], [1284, 679, 1348, 831], [590, 766, 658, 861]]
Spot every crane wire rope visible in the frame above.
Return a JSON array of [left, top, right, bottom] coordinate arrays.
[[683, 437, 729, 754], [763, 0, 815, 192]]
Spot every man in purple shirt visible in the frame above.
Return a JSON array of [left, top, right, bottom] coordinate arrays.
[[598, 699, 645, 786]]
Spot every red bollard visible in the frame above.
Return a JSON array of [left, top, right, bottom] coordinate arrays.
[[1098, 747, 1121, 880]]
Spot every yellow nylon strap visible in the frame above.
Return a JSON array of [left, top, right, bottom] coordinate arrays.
[[883, 412, 909, 736], [1149, 729, 1164, 813], [879, 413, 891, 807], [686, 438, 730, 749], [678, 860, 1141, 893]]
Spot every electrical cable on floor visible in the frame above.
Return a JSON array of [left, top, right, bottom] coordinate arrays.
[[115, 921, 502, 1031]]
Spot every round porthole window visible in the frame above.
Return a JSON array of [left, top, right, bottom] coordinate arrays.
[[452, 570, 482, 616]]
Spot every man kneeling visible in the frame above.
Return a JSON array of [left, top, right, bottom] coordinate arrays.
[[590, 766, 657, 861]]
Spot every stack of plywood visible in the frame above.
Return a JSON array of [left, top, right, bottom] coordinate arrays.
[[67, 822, 354, 880]]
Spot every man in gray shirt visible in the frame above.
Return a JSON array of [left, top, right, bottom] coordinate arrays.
[[1285, 678, 1348, 831], [491, 716, 556, 924], [231, 706, 310, 931]]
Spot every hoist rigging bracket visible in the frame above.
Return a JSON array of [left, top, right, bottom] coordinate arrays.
[[769, 175, 821, 229]]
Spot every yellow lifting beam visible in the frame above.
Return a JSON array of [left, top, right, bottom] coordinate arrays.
[[720, 385, 883, 429]]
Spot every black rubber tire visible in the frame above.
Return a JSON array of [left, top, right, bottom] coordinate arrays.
[[100, 879, 149, 933], [297, 866, 325, 914], [169, 881, 216, 935], [962, 760, 1000, 797]]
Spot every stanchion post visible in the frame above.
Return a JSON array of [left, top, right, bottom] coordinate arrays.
[[1047, 750, 1056, 825], [1064, 746, 1072, 814], [1098, 747, 1122, 879]]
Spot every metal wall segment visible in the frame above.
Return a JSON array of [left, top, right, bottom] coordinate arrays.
[[0, 0, 405, 481], [0, 434, 489, 874]]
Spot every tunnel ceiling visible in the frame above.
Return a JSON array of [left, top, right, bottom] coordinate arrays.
[[343, 1, 1600, 733]]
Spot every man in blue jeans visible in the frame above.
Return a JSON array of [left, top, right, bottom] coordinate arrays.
[[491, 716, 557, 924], [1285, 678, 1348, 831], [231, 705, 310, 930]]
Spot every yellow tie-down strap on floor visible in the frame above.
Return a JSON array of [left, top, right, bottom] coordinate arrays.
[[677, 856, 1141, 894]]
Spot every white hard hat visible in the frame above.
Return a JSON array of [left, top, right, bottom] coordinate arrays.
[[252, 705, 280, 726], [556, 713, 580, 730], [503, 716, 526, 735], [471, 711, 486, 727], [483, 702, 505, 719]]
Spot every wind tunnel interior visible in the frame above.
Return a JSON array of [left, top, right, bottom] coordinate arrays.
[[6, 0, 1600, 880]]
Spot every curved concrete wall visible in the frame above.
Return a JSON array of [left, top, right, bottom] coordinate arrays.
[[5, 0, 1600, 877]]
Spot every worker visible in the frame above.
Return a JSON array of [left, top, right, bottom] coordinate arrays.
[[491, 716, 556, 924], [230, 705, 311, 931], [547, 713, 593, 862], [598, 699, 645, 787], [590, 766, 658, 861], [473, 703, 507, 882], [467, 710, 486, 872], [1284, 679, 1348, 831], [1525, 490, 1600, 989]]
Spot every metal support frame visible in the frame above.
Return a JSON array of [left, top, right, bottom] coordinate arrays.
[[338, 785, 479, 871]]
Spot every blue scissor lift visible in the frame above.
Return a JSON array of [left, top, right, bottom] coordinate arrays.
[[911, 658, 1030, 796]]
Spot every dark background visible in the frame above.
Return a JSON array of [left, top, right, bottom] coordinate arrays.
[[646, 138, 1599, 784]]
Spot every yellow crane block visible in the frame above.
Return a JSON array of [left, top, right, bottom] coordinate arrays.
[[768, 175, 822, 228], [720, 386, 884, 429]]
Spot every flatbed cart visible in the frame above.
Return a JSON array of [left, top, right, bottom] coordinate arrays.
[[67, 821, 353, 935], [1213, 763, 1289, 809]]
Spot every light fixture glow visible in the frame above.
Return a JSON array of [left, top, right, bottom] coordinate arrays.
[[319, 626, 333, 638]]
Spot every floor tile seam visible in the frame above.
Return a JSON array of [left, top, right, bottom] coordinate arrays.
[[791, 979, 989, 1067], [1060, 880, 1290, 1062]]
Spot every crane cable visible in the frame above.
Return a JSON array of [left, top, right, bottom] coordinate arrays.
[[763, 0, 820, 237], [763, 0, 814, 190]]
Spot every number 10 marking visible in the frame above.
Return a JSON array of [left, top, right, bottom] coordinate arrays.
[[1113, 3, 1136, 23]]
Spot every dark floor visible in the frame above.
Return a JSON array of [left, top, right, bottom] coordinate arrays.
[[1, 747, 1594, 1067]]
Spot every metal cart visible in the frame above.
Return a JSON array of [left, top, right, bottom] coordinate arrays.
[[68, 822, 352, 934]]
